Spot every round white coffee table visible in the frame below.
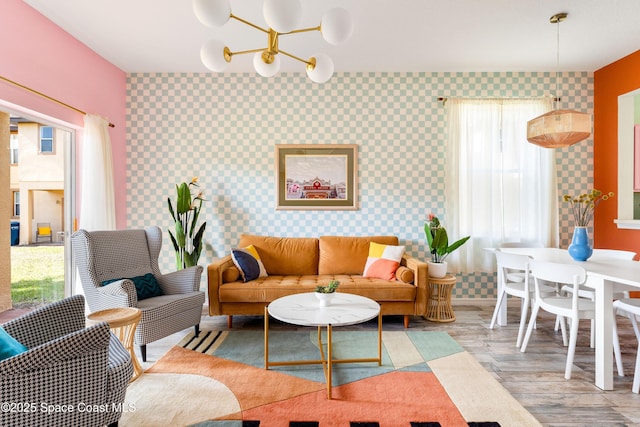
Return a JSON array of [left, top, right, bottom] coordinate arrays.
[[265, 292, 381, 399]]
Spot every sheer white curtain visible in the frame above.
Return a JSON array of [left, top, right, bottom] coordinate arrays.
[[445, 98, 557, 273], [79, 114, 116, 231]]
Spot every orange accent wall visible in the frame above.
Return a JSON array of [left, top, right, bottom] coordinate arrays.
[[593, 50, 640, 253]]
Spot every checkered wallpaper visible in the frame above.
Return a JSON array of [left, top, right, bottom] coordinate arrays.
[[126, 71, 593, 299]]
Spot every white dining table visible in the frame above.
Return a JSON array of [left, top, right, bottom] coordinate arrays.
[[493, 247, 640, 390]]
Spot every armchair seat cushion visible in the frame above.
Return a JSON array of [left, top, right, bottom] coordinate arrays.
[[137, 291, 206, 320]]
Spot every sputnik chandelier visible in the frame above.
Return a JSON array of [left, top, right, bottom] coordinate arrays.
[[527, 12, 591, 148], [193, 0, 353, 83]]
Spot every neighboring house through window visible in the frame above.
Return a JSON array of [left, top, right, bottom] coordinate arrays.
[[39, 125, 54, 153], [13, 191, 20, 217], [10, 133, 18, 164]]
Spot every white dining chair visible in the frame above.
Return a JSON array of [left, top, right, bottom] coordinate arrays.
[[520, 260, 595, 379], [559, 249, 637, 347], [490, 250, 557, 347], [612, 298, 640, 393]]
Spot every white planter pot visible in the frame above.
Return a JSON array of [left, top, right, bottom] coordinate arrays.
[[314, 292, 335, 307], [427, 261, 448, 278]]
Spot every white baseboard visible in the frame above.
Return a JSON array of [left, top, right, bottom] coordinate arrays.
[[451, 297, 520, 308]]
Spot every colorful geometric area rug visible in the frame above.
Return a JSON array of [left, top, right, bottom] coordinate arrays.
[[120, 330, 540, 427]]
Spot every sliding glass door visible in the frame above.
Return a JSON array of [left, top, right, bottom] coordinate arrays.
[[3, 106, 76, 309]]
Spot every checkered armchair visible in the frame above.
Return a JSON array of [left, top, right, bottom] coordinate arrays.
[[0, 295, 132, 427], [71, 226, 205, 362]]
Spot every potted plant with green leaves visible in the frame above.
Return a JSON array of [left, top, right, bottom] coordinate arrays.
[[168, 177, 206, 270], [314, 279, 339, 307], [424, 214, 470, 278]]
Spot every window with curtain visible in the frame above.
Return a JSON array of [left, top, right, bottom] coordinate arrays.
[[444, 98, 558, 273]]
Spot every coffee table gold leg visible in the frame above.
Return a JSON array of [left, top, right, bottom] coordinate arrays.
[[327, 324, 332, 399], [377, 311, 382, 365], [264, 306, 269, 370]]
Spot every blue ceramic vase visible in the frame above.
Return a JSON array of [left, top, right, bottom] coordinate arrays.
[[568, 226, 593, 261]]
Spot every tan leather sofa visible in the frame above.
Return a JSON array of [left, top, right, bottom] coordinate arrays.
[[207, 234, 428, 328]]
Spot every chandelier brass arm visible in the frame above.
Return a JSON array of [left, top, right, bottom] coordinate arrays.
[[223, 16, 319, 69], [282, 25, 322, 36], [278, 50, 316, 70], [230, 14, 269, 34]]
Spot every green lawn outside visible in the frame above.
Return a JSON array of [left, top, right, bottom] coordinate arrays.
[[11, 245, 65, 309]]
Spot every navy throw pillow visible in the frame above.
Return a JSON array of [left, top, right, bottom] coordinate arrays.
[[102, 273, 164, 300]]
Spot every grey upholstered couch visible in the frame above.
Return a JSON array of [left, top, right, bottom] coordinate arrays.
[[0, 295, 132, 427]]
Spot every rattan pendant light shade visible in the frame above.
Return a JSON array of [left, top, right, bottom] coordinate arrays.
[[526, 13, 592, 149], [527, 109, 591, 148]]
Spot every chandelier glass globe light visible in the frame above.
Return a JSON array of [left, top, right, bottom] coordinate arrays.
[[193, 0, 353, 83]]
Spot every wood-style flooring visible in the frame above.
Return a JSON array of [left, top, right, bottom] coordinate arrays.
[[141, 300, 640, 427]]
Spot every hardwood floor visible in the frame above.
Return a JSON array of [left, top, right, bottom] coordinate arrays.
[[139, 300, 640, 426]]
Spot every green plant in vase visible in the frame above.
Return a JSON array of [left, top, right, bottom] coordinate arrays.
[[314, 280, 339, 306], [167, 177, 206, 269], [314, 280, 340, 293], [424, 213, 470, 277]]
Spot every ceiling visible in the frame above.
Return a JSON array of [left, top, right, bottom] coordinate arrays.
[[25, 0, 640, 75]]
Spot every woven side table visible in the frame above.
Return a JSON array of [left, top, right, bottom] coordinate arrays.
[[87, 307, 143, 382], [425, 274, 457, 322]]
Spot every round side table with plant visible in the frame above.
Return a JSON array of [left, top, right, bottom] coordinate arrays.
[[424, 214, 470, 278], [314, 280, 339, 306]]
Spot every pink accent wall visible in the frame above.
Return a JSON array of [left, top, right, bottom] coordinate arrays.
[[0, 0, 127, 228]]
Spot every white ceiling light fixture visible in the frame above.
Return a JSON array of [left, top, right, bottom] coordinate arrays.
[[193, 0, 353, 83], [527, 13, 592, 149]]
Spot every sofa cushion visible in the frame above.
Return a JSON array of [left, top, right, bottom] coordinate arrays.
[[231, 245, 268, 282], [318, 236, 400, 275], [238, 234, 319, 275], [219, 274, 416, 303], [363, 242, 405, 280]]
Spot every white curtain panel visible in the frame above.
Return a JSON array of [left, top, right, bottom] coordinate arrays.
[[79, 114, 116, 231], [445, 98, 557, 273]]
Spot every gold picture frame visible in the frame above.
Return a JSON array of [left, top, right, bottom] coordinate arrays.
[[275, 144, 358, 210]]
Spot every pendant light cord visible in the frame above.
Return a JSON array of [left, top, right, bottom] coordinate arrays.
[[555, 18, 560, 110]]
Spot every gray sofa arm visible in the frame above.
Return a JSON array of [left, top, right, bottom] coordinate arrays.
[[0, 323, 111, 375], [96, 279, 138, 307], [3, 294, 86, 349], [159, 265, 204, 294]]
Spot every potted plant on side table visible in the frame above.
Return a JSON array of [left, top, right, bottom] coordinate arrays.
[[314, 280, 339, 307], [424, 214, 470, 278]]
